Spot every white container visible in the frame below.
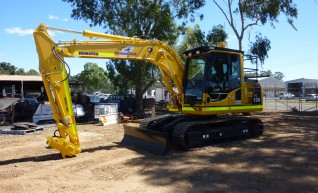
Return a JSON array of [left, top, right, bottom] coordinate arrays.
[[94, 103, 119, 125]]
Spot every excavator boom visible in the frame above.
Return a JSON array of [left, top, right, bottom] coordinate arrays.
[[33, 23, 186, 157]]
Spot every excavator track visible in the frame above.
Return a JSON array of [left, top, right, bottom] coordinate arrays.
[[171, 122, 192, 150], [124, 114, 263, 155], [172, 116, 263, 150]]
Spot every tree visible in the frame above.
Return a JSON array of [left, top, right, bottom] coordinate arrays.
[[177, 24, 228, 61], [177, 24, 206, 60], [105, 60, 134, 95], [245, 69, 285, 80], [79, 63, 107, 93], [260, 70, 272, 77], [272, 72, 285, 80], [213, 0, 297, 62], [13, 68, 40, 75], [206, 24, 228, 45], [0, 62, 17, 75], [63, 0, 205, 115], [0, 62, 39, 75], [15, 68, 26, 75], [249, 33, 271, 65], [64, 0, 205, 37], [26, 69, 40, 75]]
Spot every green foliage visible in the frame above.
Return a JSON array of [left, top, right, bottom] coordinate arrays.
[[26, 69, 40, 75], [245, 69, 284, 80], [272, 71, 285, 80], [69, 73, 81, 82], [239, 0, 298, 30], [105, 60, 134, 95], [79, 62, 108, 93], [249, 34, 271, 65], [63, 0, 205, 41], [181, 24, 206, 49], [0, 62, 39, 75], [213, 0, 298, 64], [177, 24, 206, 60], [206, 24, 228, 44], [260, 70, 272, 77], [15, 68, 26, 75], [63, 0, 205, 113], [0, 62, 17, 75], [177, 24, 228, 61]]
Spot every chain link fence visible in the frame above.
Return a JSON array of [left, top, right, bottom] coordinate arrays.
[[263, 86, 318, 112], [264, 97, 318, 112]]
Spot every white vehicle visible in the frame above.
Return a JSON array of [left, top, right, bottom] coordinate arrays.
[[93, 92, 111, 99], [305, 94, 318, 102], [278, 92, 295, 99]]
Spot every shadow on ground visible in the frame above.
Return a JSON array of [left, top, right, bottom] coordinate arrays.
[[121, 111, 318, 193]]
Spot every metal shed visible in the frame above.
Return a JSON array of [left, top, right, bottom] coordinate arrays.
[[0, 75, 43, 98], [285, 78, 318, 97]]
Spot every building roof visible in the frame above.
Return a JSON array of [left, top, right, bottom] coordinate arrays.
[[250, 77, 285, 88], [0, 75, 42, 81], [285, 78, 318, 83]]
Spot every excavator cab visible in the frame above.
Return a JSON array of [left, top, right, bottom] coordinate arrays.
[[182, 46, 253, 113]]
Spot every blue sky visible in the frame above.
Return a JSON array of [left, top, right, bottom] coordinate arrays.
[[1, 0, 317, 81]]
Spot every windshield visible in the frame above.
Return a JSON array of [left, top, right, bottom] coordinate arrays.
[[184, 53, 241, 104], [208, 54, 241, 91], [184, 57, 206, 104]]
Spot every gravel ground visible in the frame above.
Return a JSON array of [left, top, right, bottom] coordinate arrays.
[[0, 110, 317, 193]]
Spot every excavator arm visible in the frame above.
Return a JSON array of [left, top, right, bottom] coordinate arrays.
[[33, 23, 186, 157]]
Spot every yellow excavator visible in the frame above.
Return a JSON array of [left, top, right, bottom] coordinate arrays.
[[33, 23, 263, 158]]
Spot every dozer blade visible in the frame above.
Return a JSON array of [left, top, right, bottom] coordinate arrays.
[[122, 123, 169, 155]]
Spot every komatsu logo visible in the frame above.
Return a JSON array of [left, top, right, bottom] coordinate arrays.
[[78, 51, 98, 56], [115, 46, 136, 56]]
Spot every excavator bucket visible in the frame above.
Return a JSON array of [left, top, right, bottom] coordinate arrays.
[[122, 123, 169, 155]]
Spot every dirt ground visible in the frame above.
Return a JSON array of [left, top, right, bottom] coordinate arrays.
[[0, 110, 317, 193]]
